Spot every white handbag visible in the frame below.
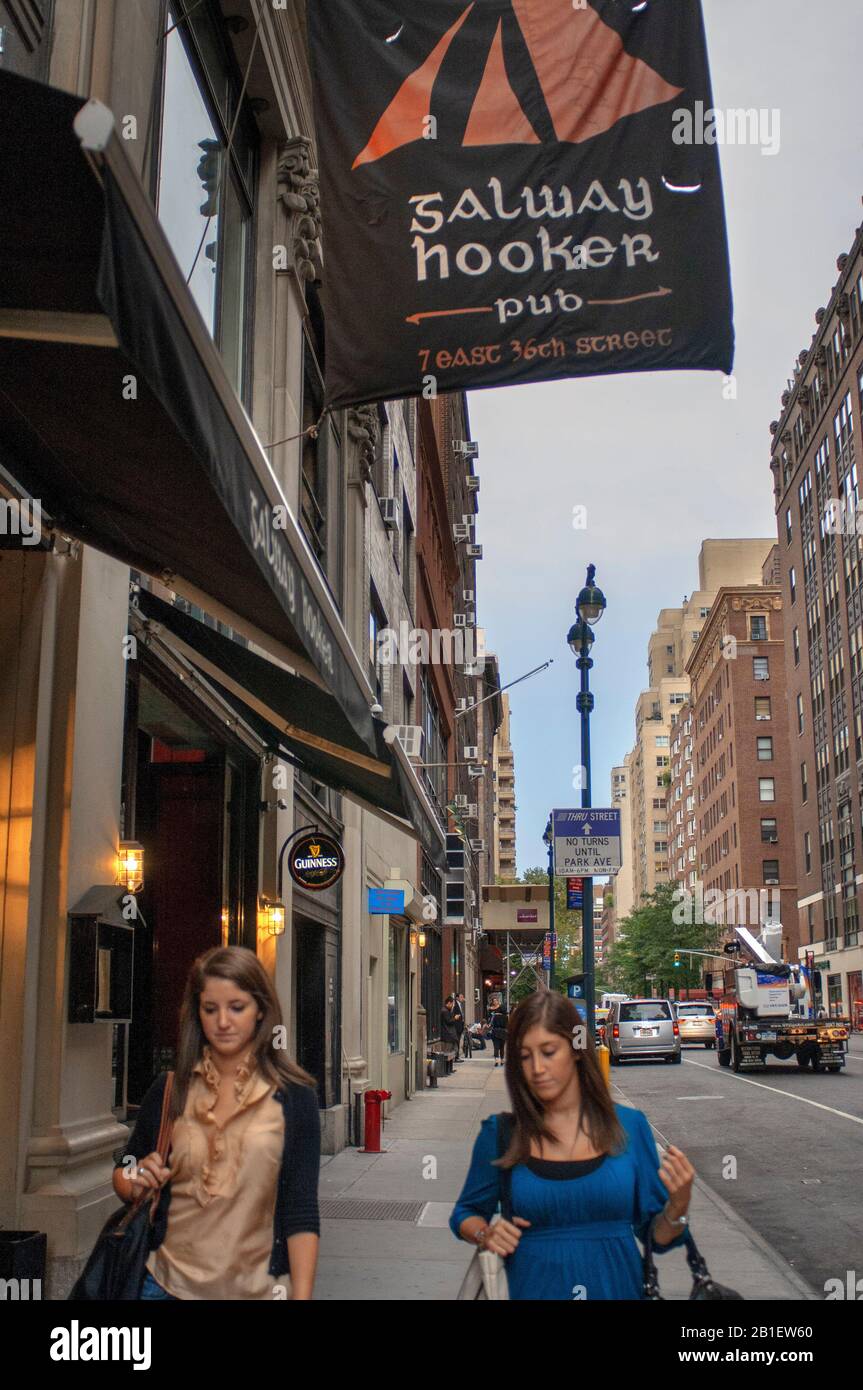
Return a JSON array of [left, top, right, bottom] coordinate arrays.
[[456, 1113, 514, 1301]]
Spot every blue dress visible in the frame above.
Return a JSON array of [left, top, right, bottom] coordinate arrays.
[[450, 1103, 687, 1300]]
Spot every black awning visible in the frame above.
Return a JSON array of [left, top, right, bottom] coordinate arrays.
[[135, 589, 446, 870], [0, 69, 374, 753]]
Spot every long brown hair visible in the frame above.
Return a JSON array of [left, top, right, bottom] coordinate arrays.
[[498, 991, 625, 1168], [170, 946, 315, 1120]]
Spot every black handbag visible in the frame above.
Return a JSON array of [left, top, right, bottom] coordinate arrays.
[[69, 1073, 174, 1301], [642, 1219, 744, 1301]]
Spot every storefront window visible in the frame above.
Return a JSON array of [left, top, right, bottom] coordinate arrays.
[[388, 924, 405, 1053]]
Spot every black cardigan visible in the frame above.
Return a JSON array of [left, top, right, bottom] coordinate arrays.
[[115, 1070, 321, 1278]]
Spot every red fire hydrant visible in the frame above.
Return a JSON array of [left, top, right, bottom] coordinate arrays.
[[362, 1089, 392, 1152]]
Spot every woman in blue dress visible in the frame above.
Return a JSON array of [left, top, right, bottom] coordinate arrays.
[[450, 991, 695, 1300]]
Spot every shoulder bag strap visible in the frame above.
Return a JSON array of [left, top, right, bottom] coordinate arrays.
[[641, 1218, 663, 1299], [149, 1071, 175, 1223]]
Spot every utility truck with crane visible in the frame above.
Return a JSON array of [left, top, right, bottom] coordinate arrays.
[[676, 924, 849, 1075]]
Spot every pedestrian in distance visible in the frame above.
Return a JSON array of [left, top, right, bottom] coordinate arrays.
[[112, 945, 321, 1300], [450, 990, 695, 1300], [440, 995, 459, 1062], [488, 997, 509, 1066], [456, 991, 472, 1058], [451, 991, 466, 1063]]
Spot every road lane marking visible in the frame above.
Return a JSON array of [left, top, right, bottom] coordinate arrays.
[[676, 1095, 725, 1100], [682, 1058, 863, 1124]]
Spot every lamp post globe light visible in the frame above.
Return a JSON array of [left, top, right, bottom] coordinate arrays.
[[568, 564, 606, 1037]]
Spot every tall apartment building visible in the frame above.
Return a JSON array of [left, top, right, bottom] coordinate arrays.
[[608, 757, 635, 932], [686, 568, 798, 957], [493, 694, 518, 880], [623, 541, 775, 907], [667, 701, 697, 891], [769, 215, 863, 1017]]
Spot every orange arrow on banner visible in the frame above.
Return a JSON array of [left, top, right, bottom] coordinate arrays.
[[587, 286, 673, 306], [405, 306, 495, 325]]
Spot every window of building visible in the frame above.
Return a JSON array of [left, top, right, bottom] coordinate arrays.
[[785, 508, 792, 545], [656, 735, 669, 747], [759, 777, 775, 802], [369, 586, 387, 705], [753, 657, 769, 682], [421, 672, 447, 819], [761, 818, 778, 842], [762, 860, 780, 885], [755, 697, 771, 721], [402, 491, 414, 611], [757, 736, 773, 761], [789, 567, 797, 604], [804, 831, 812, 874], [807, 904, 816, 944], [796, 693, 804, 734], [749, 615, 768, 641], [792, 626, 800, 666], [801, 761, 808, 802], [157, 1, 258, 400]]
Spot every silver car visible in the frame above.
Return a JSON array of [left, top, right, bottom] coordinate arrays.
[[608, 998, 681, 1064]]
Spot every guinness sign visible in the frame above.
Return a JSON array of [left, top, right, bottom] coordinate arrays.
[[289, 832, 345, 892]]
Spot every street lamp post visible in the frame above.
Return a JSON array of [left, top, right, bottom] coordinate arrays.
[[543, 817, 555, 991], [567, 564, 607, 1040]]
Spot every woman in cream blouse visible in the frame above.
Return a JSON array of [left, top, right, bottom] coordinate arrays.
[[113, 946, 320, 1300]]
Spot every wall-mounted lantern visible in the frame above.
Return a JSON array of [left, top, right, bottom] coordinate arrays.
[[117, 840, 144, 894], [418, 930, 427, 948], [257, 896, 286, 937]]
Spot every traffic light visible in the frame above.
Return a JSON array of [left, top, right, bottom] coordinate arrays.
[[673, 951, 681, 969]]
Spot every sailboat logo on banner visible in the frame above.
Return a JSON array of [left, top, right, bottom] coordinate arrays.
[[353, 0, 682, 168]]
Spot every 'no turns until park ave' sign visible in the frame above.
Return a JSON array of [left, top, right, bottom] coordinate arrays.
[[552, 808, 621, 877]]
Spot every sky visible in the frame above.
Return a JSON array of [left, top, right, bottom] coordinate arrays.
[[468, 0, 863, 878]]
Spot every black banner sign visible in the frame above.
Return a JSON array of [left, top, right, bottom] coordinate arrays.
[[308, 0, 734, 407]]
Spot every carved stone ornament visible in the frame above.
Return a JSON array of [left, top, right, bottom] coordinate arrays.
[[346, 404, 380, 488], [276, 136, 322, 282]]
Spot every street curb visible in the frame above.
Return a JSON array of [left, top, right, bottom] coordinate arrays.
[[686, 1171, 819, 1301], [611, 1079, 819, 1301]]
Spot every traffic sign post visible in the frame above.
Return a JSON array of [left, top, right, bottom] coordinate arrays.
[[552, 808, 620, 1038], [551, 809, 621, 876]]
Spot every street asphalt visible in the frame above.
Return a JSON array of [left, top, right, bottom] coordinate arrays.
[[313, 1042, 834, 1301], [610, 1031, 863, 1298]]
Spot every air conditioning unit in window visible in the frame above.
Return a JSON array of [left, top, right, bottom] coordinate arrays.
[[463, 745, 479, 761], [466, 475, 480, 493], [466, 545, 483, 559], [453, 522, 471, 542], [462, 590, 475, 604], [379, 497, 400, 529], [470, 838, 485, 853], [383, 724, 423, 759], [453, 440, 479, 460], [467, 803, 478, 817], [454, 793, 468, 808], [468, 764, 485, 779], [454, 613, 468, 628], [767, 834, 778, 843], [765, 876, 780, 885]]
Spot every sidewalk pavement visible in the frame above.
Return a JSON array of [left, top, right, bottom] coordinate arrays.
[[314, 1053, 816, 1301]]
